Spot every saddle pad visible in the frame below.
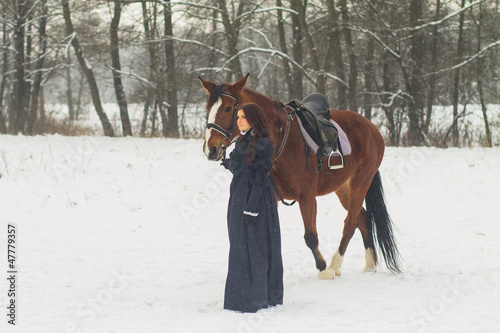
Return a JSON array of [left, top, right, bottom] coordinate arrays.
[[296, 117, 352, 156]]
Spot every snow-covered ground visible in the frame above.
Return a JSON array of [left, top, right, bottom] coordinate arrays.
[[1, 135, 499, 332]]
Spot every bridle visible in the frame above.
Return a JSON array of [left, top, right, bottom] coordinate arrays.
[[206, 92, 296, 206], [206, 92, 239, 159]]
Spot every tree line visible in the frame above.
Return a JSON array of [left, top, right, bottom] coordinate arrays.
[[0, 0, 498, 146]]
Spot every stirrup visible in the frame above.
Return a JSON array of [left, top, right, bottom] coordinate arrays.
[[328, 148, 344, 170]]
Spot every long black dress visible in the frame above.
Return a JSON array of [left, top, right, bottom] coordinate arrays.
[[222, 131, 284, 313]]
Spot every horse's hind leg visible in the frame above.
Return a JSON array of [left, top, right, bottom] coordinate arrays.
[[357, 208, 377, 272], [298, 196, 327, 274], [330, 182, 376, 276]]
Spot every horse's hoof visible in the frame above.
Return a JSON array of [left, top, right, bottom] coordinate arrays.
[[317, 268, 335, 280], [334, 269, 342, 277]]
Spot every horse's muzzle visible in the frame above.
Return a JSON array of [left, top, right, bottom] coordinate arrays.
[[207, 145, 223, 161]]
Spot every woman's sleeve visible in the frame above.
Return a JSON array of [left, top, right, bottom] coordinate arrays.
[[244, 138, 274, 215]]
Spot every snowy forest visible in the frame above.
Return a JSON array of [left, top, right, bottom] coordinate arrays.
[[0, 0, 499, 146]]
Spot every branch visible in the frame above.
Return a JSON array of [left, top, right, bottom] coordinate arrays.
[[192, 67, 233, 74], [354, 27, 401, 59], [151, 0, 220, 12], [64, 32, 76, 58], [431, 40, 500, 75], [238, 6, 298, 20], [247, 26, 273, 49], [216, 46, 317, 85], [396, 0, 484, 33], [134, 36, 228, 58], [324, 72, 349, 88], [106, 65, 157, 89]]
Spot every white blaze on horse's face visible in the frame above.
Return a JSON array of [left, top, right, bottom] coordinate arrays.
[[204, 97, 222, 157]]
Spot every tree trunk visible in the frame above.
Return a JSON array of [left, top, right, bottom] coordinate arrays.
[[110, 0, 132, 136], [11, 0, 28, 134], [382, 50, 397, 146], [451, 0, 466, 146], [140, 1, 156, 136], [292, 0, 325, 93], [164, 0, 179, 138], [339, 0, 358, 112], [325, 0, 347, 109], [276, 0, 293, 100], [217, 0, 244, 80], [475, 2, 491, 147], [289, 0, 303, 98], [362, 0, 377, 120], [424, 0, 441, 134], [61, 0, 114, 137], [27, 0, 48, 135], [75, 74, 84, 120], [406, 0, 426, 146], [66, 52, 75, 121], [363, 38, 375, 120], [0, 11, 8, 134], [208, 7, 218, 82]]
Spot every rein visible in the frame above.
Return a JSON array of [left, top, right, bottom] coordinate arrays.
[[271, 102, 293, 162], [270, 102, 296, 206]]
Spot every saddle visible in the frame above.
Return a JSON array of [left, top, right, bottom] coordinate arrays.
[[287, 93, 344, 170]]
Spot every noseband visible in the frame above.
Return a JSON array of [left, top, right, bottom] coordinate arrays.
[[206, 92, 239, 157]]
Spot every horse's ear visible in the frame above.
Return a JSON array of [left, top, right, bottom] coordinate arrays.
[[198, 76, 217, 94], [231, 73, 250, 93]]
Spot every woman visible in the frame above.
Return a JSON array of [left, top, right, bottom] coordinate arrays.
[[221, 103, 284, 313]]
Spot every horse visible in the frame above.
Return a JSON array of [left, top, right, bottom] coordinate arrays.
[[199, 74, 401, 279]]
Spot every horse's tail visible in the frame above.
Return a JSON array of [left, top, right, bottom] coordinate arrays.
[[365, 170, 402, 273]]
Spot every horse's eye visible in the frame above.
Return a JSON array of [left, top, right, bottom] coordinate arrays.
[[225, 107, 232, 113]]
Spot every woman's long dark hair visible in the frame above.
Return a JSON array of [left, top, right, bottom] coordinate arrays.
[[237, 103, 270, 165]]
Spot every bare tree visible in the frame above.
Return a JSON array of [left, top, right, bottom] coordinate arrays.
[[424, 0, 442, 134], [140, 1, 157, 136], [164, 0, 179, 137], [289, 0, 303, 98], [325, 0, 347, 109], [361, 0, 377, 119], [339, 0, 358, 112], [217, 0, 245, 80], [395, 0, 427, 146], [292, 0, 325, 93], [11, 0, 30, 134], [450, 0, 467, 146], [110, 0, 132, 136], [26, 0, 47, 135], [0, 1, 9, 134], [61, 0, 114, 137], [474, 1, 491, 147], [65, 52, 75, 121], [276, 0, 293, 99]]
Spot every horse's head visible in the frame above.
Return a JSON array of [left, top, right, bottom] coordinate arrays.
[[198, 74, 249, 161]]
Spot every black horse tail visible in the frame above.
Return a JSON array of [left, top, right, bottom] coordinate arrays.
[[365, 170, 402, 273]]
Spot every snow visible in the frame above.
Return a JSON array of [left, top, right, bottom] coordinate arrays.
[[1, 135, 499, 332]]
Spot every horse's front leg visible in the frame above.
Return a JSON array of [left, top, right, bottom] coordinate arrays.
[[299, 197, 334, 279]]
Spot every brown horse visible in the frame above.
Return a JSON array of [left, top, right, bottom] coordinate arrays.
[[199, 74, 401, 279]]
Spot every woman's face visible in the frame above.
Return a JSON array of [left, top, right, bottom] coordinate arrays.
[[237, 109, 251, 132]]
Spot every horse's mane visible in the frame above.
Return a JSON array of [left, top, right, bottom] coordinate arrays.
[[209, 83, 277, 109], [208, 84, 226, 107], [242, 87, 277, 106]]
